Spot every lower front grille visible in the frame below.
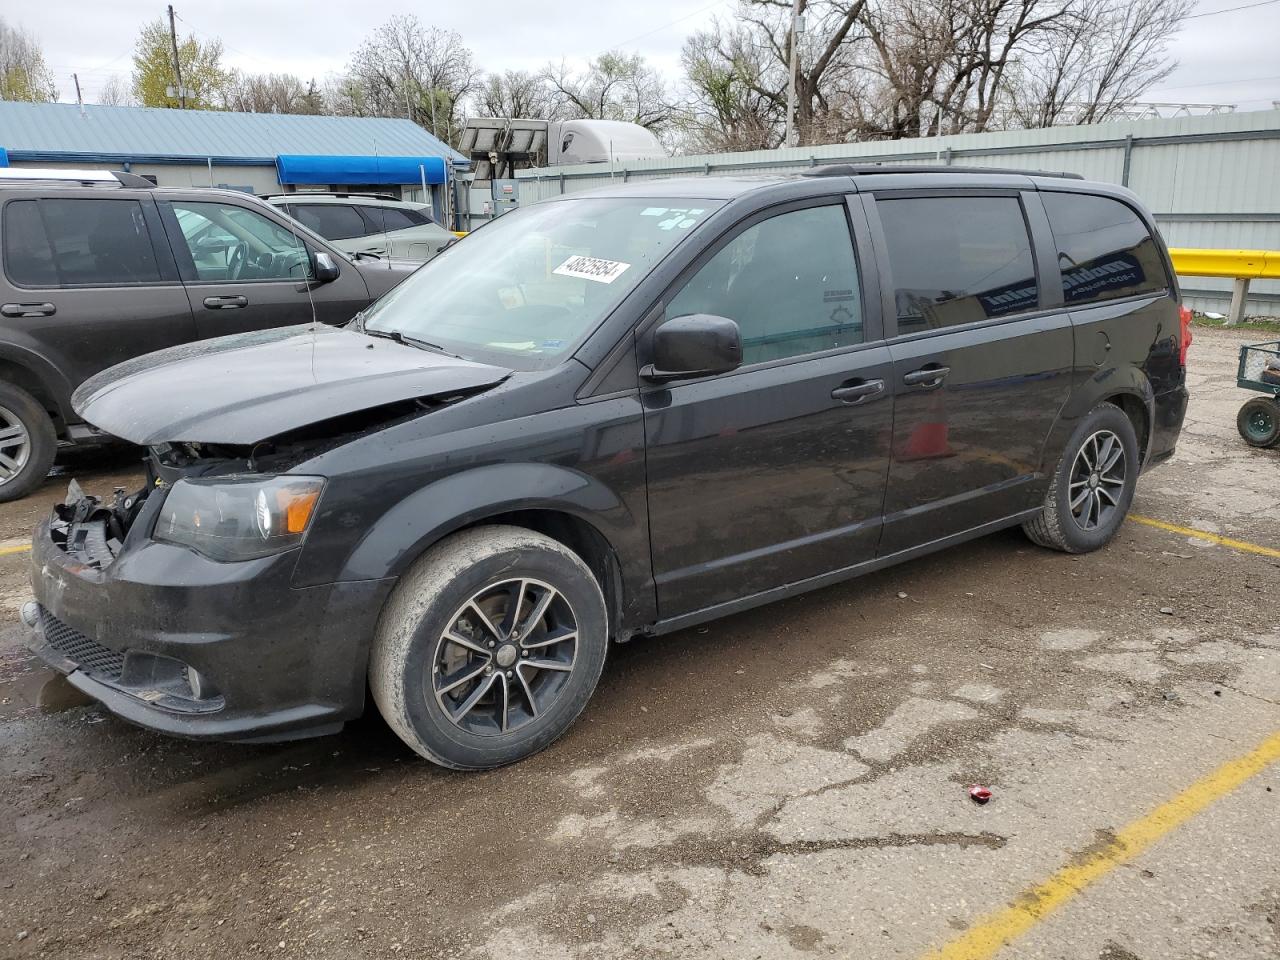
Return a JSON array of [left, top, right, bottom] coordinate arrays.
[[39, 608, 124, 682]]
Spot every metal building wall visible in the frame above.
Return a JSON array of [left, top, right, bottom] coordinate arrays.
[[515, 109, 1280, 317]]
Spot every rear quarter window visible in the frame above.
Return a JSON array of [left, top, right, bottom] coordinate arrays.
[[1042, 192, 1168, 305]]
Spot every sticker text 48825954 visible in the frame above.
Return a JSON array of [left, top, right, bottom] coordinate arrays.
[[553, 255, 631, 284]]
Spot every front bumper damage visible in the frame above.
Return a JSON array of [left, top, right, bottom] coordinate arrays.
[[26, 483, 395, 743]]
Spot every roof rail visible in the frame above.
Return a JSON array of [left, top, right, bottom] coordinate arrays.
[[0, 167, 156, 187], [260, 191, 404, 202], [803, 163, 1084, 180]]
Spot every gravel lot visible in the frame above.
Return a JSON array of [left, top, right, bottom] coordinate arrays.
[[1, 326, 1277, 960]]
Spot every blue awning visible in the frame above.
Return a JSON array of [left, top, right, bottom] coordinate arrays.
[[0, 148, 8, 168], [275, 154, 448, 185]]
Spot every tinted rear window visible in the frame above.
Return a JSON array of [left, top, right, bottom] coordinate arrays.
[[3, 198, 161, 287], [1042, 192, 1167, 305], [362, 207, 425, 233], [877, 196, 1039, 332], [289, 204, 368, 240]]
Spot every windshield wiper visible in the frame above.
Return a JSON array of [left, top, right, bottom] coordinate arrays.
[[352, 250, 382, 261], [364, 327, 459, 358]]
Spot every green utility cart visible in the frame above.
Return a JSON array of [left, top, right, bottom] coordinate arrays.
[[1236, 340, 1280, 447]]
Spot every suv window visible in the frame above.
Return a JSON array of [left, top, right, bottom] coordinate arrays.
[[667, 204, 863, 365], [362, 207, 424, 233], [172, 201, 312, 282], [877, 196, 1038, 332], [1042, 192, 1167, 305], [288, 203, 368, 241], [3, 198, 161, 287]]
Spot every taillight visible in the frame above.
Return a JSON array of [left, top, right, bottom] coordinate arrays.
[[1178, 305, 1193, 366]]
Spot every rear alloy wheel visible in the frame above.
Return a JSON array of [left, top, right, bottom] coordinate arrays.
[[1237, 397, 1280, 448], [1023, 401, 1139, 554], [370, 526, 608, 770], [0, 383, 56, 503]]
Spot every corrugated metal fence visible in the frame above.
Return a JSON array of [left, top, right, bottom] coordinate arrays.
[[515, 109, 1280, 318]]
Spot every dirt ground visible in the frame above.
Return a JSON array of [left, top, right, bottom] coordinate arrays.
[[1, 327, 1277, 960]]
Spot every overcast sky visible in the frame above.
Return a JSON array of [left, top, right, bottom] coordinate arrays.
[[24, 0, 1280, 116]]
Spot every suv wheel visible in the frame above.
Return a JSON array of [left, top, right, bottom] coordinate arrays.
[[0, 382, 56, 503], [1023, 401, 1139, 554], [1237, 397, 1280, 448], [370, 525, 608, 769]]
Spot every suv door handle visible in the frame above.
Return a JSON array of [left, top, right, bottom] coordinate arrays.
[[203, 295, 248, 310], [902, 365, 950, 387], [1, 302, 55, 318], [831, 378, 885, 404]]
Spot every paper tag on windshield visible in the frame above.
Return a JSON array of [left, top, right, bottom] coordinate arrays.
[[554, 255, 631, 284]]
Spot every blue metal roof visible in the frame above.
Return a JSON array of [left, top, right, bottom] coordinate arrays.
[[0, 101, 466, 166]]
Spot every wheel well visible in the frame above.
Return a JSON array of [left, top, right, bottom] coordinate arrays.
[[1104, 393, 1149, 461], [463, 510, 627, 641], [0, 360, 63, 435]]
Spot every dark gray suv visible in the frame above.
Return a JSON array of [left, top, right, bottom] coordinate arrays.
[[0, 169, 415, 500], [26, 166, 1190, 769]]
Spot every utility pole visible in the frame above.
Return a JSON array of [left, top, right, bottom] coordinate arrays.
[[784, 0, 803, 148], [167, 5, 186, 109], [73, 73, 85, 118]]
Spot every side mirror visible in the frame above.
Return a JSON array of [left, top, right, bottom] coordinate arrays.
[[642, 314, 742, 382], [312, 250, 341, 283]]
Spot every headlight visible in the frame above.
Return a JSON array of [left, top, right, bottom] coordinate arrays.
[[154, 476, 324, 562]]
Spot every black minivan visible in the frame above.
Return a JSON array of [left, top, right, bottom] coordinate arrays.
[[25, 166, 1191, 769]]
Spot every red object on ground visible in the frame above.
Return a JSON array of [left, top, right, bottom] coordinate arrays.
[[901, 421, 953, 459], [969, 785, 992, 804]]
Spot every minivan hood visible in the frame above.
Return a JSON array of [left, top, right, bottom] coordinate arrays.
[[72, 324, 511, 445]]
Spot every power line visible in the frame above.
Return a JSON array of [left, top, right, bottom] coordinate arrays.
[[1183, 0, 1280, 19], [611, 0, 733, 49], [1151, 72, 1280, 92]]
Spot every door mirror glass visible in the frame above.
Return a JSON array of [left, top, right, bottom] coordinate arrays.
[[645, 314, 742, 381], [313, 251, 340, 282]]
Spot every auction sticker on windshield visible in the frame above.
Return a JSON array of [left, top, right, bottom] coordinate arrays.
[[553, 255, 631, 284]]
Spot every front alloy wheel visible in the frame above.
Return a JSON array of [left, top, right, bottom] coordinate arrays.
[[433, 578, 578, 735], [371, 526, 608, 770]]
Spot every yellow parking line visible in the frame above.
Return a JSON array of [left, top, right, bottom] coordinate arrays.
[[0, 543, 30, 557], [1128, 514, 1280, 559], [921, 729, 1280, 960]]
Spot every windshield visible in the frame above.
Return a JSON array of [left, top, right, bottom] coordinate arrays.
[[360, 197, 722, 369]]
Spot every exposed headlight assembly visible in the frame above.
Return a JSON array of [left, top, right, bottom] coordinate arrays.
[[154, 476, 324, 562]]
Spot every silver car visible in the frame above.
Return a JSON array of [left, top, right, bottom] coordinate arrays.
[[266, 193, 457, 262]]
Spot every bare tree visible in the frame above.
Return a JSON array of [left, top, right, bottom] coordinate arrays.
[[677, 26, 784, 151], [96, 74, 134, 106], [221, 71, 323, 114], [542, 52, 672, 131], [1008, 0, 1192, 127], [0, 16, 57, 102], [336, 15, 481, 145], [476, 70, 556, 118]]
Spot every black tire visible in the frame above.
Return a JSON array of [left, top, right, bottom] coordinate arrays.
[[1023, 401, 1139, 554], [1237, 397, 1280, 448], [0, 381, 56, 504], [369, 525, 608, 770]]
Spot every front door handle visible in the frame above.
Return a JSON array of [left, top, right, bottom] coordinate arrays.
[[1, 302, 55, 318], [831, 378, 885, 404], [902, 365, 950, 387], [203, 295, 248, 310]]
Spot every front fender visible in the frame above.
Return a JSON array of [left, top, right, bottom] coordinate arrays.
[[340, 462, 628, 582]]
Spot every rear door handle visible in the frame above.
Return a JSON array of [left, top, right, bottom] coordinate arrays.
[[902, 365, 950, 387], [1, 302, 55, 318], [203, 295, 248, 310], [831, 378, 885, 403]]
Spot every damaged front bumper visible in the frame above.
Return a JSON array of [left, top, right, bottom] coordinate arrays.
[[26, 486, 395, 743]]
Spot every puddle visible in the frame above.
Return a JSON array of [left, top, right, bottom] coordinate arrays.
[[0, 649, 92, 719]]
